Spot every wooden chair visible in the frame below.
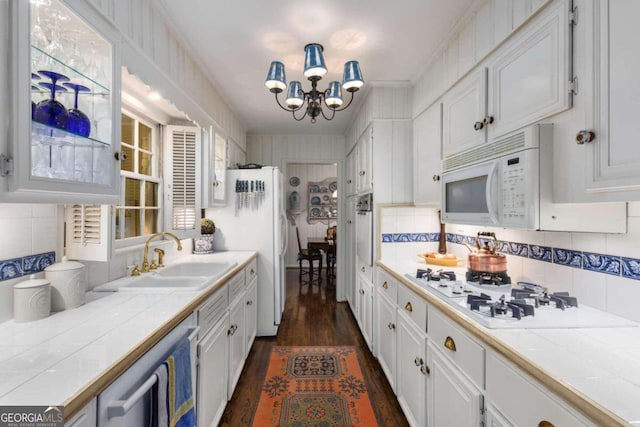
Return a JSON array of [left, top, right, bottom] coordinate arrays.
[[296, 227, 323, 286], [326, 226, 337, 283]]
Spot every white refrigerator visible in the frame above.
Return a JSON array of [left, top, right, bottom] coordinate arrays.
[[208, 167, 287, 336]]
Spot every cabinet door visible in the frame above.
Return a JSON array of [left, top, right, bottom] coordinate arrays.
[[345, 197, 357, 312], [211, 131, 228, 205], [227, 295, 245, 397], [485, 405, 514, 427], [356, 273, 373, 350], [585, 0, 640, 195], [426, 343, 483, 427], [65, 398, 97, 427], [375, 292, 397, 392], [197, 315, 229, 427], [4, 0, 121, 203], [396, 310, 426, 427], [346, 150, 357, 196], [357, 127, 373, 193], [487, 0, 571, 141], [245, 278, 257, 355], [442, 67, 488, 158], [413, 103, 442, 206]]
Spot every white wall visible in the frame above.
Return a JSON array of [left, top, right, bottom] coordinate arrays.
[[284, 163, 338, 267], [0, 204, 60, 322], [246, 134, 346, 167]]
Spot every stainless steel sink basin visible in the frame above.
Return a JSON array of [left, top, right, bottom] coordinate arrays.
[[155, 261, 237, 278]]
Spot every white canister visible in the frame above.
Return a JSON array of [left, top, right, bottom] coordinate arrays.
[[14, 275, 51, 322], [45, 256, 86, 311]]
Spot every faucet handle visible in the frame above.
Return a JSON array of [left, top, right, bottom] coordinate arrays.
[[150, 258, 158, 270], [154, 248, 165, 267], [131, 264, 141, 276]]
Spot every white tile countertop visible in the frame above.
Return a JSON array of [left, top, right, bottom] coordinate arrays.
[[0, 251, 256, 413], [380, 259, 640, 426]]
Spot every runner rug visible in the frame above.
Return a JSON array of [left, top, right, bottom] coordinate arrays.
[[251, 345, 379, 427]]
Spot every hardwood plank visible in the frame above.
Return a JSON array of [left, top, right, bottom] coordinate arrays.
[[219, 269, 409, 427]]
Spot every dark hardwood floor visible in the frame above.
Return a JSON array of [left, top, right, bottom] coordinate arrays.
[[219, 268, 409, 427]]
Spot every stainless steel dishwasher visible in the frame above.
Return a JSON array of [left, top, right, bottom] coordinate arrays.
[[97, 314, 198, 426]]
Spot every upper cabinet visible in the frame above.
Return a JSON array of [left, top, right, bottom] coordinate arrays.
[[203, 127, 226, 207], [356, 126, 373, 194], [2, 0, 121, 203], [442, 0, 572, 161], [413, 103, 442, 206]]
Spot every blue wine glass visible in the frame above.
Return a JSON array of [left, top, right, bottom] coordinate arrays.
[[34, 70, 70, 130], [31, 73, 41, 120], [63, 83, 91, 137]]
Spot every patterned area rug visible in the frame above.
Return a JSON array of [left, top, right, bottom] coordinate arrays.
[[252, 346, 379, 427]]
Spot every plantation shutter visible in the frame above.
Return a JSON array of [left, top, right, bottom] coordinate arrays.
[[65, 204, 112, 261], [164, 125, 201, 237]]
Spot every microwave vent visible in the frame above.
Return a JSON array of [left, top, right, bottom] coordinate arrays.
[[443, 130, 528, 171]]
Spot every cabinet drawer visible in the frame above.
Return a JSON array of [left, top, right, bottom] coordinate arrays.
[[245, 258, 257, 285], [198, 287, 227, 334], [397, 283, 427, 331], [227, 272, 245, 304], [376, 268, 397, 303], [486, 352, 592, 427], [428, 308, 485, 389], [357, 261, 373, 282]]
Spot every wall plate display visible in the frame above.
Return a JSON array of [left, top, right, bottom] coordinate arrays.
[[289, 176, 300, 187], [307, 177, 338, 222]]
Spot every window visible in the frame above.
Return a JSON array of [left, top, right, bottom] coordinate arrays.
[[115, 112, 161, 242]]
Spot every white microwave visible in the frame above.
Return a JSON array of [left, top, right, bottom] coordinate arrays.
[[440, 125, 544, 229]]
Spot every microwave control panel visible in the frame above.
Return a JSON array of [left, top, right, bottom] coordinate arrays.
[[500, 150, 537, 224]]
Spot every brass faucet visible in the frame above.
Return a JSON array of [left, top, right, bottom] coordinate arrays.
[[142, 232, 182, 273]]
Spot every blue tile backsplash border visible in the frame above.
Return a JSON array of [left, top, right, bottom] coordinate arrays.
[[0, 252, 55, 281], [382, 232, 640, 280]]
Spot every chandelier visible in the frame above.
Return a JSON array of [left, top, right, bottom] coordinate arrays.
[[264, 43, 364, 123]]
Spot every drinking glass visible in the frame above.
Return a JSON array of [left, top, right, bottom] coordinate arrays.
[[63, 83, 91, 137], [34, 70, 69, 130]]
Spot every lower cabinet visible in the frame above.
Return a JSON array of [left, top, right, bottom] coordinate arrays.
[[65, 399, 97, 427], [375, 291, 397, 392], [426, 341, 483, 427], [245, 278, 257, 352], [197, 313, 230, 427], [396, 309, 427, 427], [356, 272, 374, 351], [227, 293, 246, 397]]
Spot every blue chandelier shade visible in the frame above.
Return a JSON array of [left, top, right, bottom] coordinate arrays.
[[303, 43, 327, 78], [265, 61, 286, 93], [325, 81, 343, 107], [342, 60, 364, 92], [285, 81, 304, 108]]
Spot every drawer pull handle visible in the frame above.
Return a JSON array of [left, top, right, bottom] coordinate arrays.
[[246, 300, 253, 306], [405, 302, 413, 313], [250, 268, 255, 275], [361, 266, 365, 273], [414, 357, 423, 367], [388, 322, 395, 330], [382, 281, 388, 289], [359, 289, 365, 295], [420, 364, 430, 375], [444, 336, 457, 352]]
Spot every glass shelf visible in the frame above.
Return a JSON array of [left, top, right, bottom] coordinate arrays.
[[31, 121, 110, 148]]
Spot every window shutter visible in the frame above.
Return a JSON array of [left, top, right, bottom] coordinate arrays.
[[65, 204, 112, 261], [164, 125, 201, 237]]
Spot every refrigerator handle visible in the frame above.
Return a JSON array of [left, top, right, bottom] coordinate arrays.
[[279, 212, 288, 257]]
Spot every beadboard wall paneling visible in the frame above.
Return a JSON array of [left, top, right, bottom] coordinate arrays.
[[246, 134, 346, 167], [285, 163, 338, 267], [82, 0, 246, 147]]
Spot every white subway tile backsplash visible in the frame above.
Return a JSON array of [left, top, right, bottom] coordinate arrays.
[[544, 231, 572, 249], [606, 216, 640, 258], [572, 269, 607, 311], [31, 217, 57, 255], [572, 232, 606, 254], [0, 219, 33, 260], [543, 263, 574, 294], [520, 258, 545, 284]]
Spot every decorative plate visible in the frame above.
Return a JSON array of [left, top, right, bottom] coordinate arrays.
[[289, 176, 300, 187], [310, 207, 321, 217], [310, 196, 321, 205], [329, 181, 337, 192], [323, 195, 330, 201], [310, 185, 320, 192]]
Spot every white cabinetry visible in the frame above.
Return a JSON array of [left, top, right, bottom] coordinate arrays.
[[442, 0, 571, 160], [197, 313, 229, 427], [356, 270, 373, 351], [356, 127, 373, 194], [346, 150, 357, 197], [375, 284, 397, 392], [2, 0, 121, 203], [396, 309, 427, 427], [486, 351, 593, 426], [245, 277, 257, 352], [413, 103, 442, 205], [426, 341, 483, 427], [65, 399, 97, 427], [203, 127, 227, 206], [345, 197, 357, 311], [227, 285, 246, 397]]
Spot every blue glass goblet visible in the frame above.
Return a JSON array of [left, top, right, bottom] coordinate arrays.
[[31, 74, 41, 120], [63, 83, 91, 137], [34, 71, 70, 130]]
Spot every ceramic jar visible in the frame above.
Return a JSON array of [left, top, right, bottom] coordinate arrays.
[[13, 275, 51, 322], [193, 235, 215, 254], [45, 256, 86, 311]]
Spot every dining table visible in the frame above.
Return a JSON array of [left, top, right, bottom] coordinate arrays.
[[307, 237, 336, 282]]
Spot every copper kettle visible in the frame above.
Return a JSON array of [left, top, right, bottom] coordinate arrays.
[[463, 232, 507, 273]]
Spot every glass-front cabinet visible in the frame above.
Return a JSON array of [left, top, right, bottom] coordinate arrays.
[[3, 0, 121, 203]]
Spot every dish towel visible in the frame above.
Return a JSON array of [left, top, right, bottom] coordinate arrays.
[[154, 337, 196, 427]]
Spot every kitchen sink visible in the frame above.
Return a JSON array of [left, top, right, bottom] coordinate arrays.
[[123, 275, 211, 289], [155, 261, 237, 278]]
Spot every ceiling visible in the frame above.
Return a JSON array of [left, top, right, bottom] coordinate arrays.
[[157, 0, 476, 135]]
